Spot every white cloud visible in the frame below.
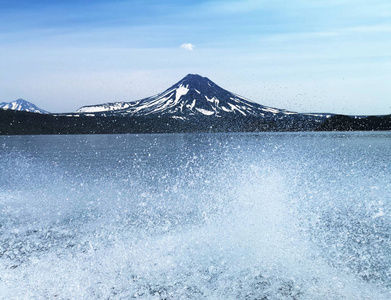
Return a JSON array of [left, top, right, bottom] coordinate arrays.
[[180, 43, 195, 51]]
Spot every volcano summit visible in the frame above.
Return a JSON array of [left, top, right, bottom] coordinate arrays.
[[73, 74, 332, 132], [78, 74, 301, 119]]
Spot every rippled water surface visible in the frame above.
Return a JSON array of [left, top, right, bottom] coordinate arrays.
[[1, 132, 391, 299]]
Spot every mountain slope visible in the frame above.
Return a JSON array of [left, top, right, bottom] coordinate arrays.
[[77, 74, 310, 120], [0, 99, 49, 114]]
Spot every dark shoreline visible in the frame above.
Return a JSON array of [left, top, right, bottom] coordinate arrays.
[[1, 109, 390, 135]]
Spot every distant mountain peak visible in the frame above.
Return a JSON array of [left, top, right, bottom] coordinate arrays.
[[77, 74, 298, 118], [0, 99, 50, 114], [174, 74, 219, 92], [182, 73, 204, 80], [179, 74, 211, 83]]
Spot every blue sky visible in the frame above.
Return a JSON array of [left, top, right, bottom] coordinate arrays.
[[0, 0, 390, 114]]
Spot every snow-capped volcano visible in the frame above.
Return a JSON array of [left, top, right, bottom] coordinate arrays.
[[0, 99, 49, 114], [77, 74, 298, 119]]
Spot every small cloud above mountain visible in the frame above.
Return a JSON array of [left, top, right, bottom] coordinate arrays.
[[180, 43, 195, 51]]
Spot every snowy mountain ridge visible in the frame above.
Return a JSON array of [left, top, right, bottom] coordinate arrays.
[[0, 99, 49, 114]]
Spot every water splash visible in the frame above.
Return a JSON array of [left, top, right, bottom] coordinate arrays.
[[1, 133, 390, 299]]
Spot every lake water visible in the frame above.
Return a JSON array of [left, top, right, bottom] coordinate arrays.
[[0, 132, 391, 299]]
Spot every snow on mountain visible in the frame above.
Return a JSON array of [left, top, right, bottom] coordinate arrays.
[[77, 102, 132, 113], [77, 74, 300, 119], [0, 99, 49, 114]]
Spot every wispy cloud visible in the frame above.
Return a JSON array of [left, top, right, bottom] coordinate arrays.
[[346, 24, 391, 33], [205, 0, 269, 14], [180, 43, 195, 51]]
